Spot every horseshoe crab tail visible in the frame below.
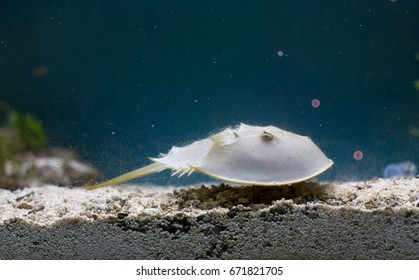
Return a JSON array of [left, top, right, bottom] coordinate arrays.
[[85, 162, 166, 190]]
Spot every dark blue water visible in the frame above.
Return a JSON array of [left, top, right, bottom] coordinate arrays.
[[1, 1, 418, 184]]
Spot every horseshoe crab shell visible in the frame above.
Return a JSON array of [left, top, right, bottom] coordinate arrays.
[[86, 123, 333, 190]]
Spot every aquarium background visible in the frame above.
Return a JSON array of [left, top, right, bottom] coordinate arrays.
[[0, 0, 418, 185]]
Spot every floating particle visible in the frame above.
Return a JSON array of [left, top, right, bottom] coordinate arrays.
[[34, 65, 48, 77], [277, 50, 284, 57], [353, 150, 363, 160], [311, 99, 320, 108], [408, 126, 419, 137]]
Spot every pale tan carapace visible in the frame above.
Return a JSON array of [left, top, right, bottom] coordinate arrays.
[[86, 123, 333, 190]]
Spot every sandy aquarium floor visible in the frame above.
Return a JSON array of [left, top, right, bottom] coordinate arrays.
[[0, 178, 418, 259]]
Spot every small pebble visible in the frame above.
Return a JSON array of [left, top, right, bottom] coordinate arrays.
[[142, 208, 158, 214], [111, 195, 122, 201], [347, 194, 357, 201], [236, 204, 246, 211], [119, 198, 127, 207], [16, 191, 34, 202], [251, 203, 268, 210], [172, 223, 183, 230], [3, 218, 17, 225], [237, 197, 249, 204], [85, 212, 98, 220], [28, 204, 45, 214], [17, 202, 33, 210], [56, 206, 68, 217], [117, 212, 129, 219]]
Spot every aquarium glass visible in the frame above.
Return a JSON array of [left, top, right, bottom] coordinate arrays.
[[1, 0, 418, 185]]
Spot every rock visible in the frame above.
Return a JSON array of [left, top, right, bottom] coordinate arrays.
[[0, 149, 101, 190]]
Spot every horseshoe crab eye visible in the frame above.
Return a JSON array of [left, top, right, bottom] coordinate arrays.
[[261, 131, 273, 141]]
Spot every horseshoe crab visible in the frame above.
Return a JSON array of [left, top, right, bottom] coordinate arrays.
[[86, 123, 333, 190]]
